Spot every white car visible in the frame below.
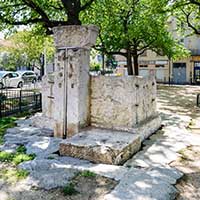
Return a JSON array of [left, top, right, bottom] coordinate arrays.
[[17, 70, 37, 83], [0, 71, 24, 89]]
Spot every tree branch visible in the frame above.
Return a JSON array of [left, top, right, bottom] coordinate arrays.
[[189, 0, 200, 6], [0, 17, 45, 26], [21, 0, 53, 26], [182, 9, 200, 34]]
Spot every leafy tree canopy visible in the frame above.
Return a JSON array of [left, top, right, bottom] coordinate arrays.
[[0, 0, 95, 34], [82, 0, 189, 75]]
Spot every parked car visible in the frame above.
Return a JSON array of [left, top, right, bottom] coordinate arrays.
[[0, 71, 24, 89], [17, 70, 37, 83]]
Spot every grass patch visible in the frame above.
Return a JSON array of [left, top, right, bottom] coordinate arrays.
[[0, 112, 34, 144], [0, 168, 29, 182], [0, 145, 36, 165], [63, 183, 79, 196], [16, 145, 26, 154], [47, 156, 55, 160], [78, 170, 96, 177], [12, 153, 36, 165], [178, 148, 193, 162], [0, 117, 17, 144]]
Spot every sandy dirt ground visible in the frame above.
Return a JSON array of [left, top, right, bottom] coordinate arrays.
[[0, 161, 117, 200], [158, 85, 200, 200]]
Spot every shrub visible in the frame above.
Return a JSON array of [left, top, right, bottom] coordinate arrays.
[[63, 183, 79, 196]]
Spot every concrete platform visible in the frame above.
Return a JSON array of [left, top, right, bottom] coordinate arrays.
[[59, 128, 141, 165]]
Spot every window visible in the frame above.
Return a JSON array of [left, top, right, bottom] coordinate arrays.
[[194, 62, 200, 83], [156, 65, 165, 68], [23, 72, 34, 76], [140, 65, 148, 68], [12, 73, 19, 78], [4, 73, 12, 78]]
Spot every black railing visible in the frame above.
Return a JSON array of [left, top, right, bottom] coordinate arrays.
[[0, 89, 42, 118], [197, 94, 200, 107]]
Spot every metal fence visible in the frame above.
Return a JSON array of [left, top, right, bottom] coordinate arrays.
[[0, 89, 42, 118], [197, 94, 200, 107]]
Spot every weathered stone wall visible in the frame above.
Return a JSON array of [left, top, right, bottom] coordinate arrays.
[[90, 75, 157, 132]]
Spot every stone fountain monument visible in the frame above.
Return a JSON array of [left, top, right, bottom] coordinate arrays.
[[34, 25, 161, 165]]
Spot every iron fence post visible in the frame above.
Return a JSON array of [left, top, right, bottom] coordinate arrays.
[[40, 93, 42, 109], [0, 100, 2, 118], [19, 90, 22, 112], [34, 92, 37, 109], [197, 94, 200, 107]]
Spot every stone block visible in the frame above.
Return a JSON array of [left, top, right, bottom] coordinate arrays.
[[59, 128, 141, 165], [90, 75, 159, 132], [53, 25, 99, 49]]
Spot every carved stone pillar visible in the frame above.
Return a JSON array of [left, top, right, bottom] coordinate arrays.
[[42, 25, 99, 138]]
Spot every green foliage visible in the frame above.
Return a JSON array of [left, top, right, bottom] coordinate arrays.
[[0, 117, 16, 144], [82, 0, 188, 73], [0, 0, 95, 35], [0, 168, 29, 182], [0, 145, 35, 165], [0, 151, 14, 162], [15, 169, 30, 179], [0, 30, 55, 70], [63, 183, 79, 196], [171, 0, 200, 35], [90, 62, 101, 71], [78, 170, 96, 177], [12, 153, 35, 165]]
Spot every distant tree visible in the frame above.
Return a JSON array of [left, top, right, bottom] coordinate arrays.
[[0, 30, 54, 70]]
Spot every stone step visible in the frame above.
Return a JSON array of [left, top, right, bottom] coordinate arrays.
[[59, 128, 141, 165]]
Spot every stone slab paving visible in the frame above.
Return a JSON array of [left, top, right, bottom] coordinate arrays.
[[0, 118, 181, 198], [103, 168, 181, 200], [125, 126, 191, 168], [18, 158, 129, 191], [1, 116, 184, 199]]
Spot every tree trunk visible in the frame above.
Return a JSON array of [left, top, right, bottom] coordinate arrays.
[[61, 0, 81, 25], [133, 54, 139, 76], [102, 52, 105, 73], [127, 49, 133, 75], [67, 13, 81, 25]]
